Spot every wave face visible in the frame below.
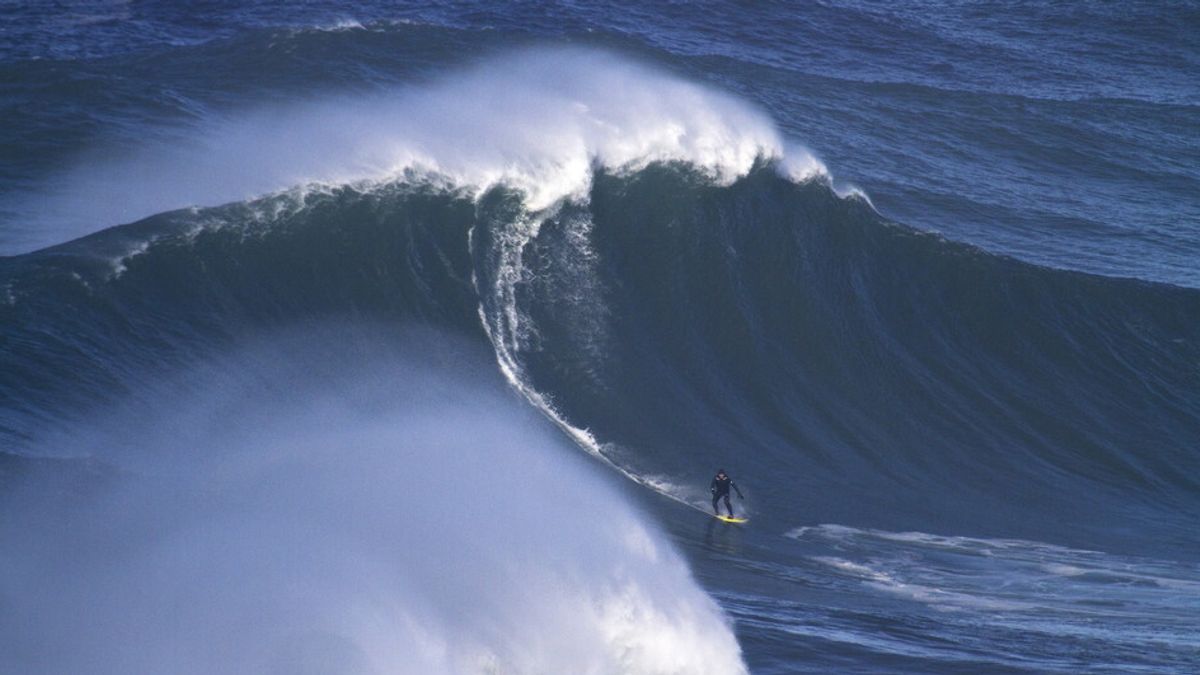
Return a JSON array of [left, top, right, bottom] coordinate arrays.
[[3, 15, 1200, 674], [488, 165, 1200, 545], [11, 156, 1194, 541], [3, 156, 1197, 672]]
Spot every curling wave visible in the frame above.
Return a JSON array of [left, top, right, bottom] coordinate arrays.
[[2, 48, 1196, 582], [16, 47, 822, 252]]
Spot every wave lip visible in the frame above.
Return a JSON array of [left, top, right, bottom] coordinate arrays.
[[19, 47, 822, 253]]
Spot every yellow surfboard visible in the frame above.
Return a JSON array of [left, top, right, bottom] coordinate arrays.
[[715, 515, 748, 524]]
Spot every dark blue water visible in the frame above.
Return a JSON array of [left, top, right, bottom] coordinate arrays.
[[2, 3, 1198, 673]]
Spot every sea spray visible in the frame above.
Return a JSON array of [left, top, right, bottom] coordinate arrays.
[[0, 325, 747, 675], [21, 47, 821, 252]]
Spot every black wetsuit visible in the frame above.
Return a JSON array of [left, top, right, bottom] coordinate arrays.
[[710, 474, 743, 516]]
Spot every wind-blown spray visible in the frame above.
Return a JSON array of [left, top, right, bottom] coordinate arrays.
[[0, 327, 747, 675]]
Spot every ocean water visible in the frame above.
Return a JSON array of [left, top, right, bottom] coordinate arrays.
[[1, 2, 1197, 673]]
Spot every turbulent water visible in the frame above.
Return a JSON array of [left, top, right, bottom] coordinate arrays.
[[2, 3, 1198, 673]]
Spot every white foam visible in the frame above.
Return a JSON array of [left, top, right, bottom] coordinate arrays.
[[812, 554, 1035, 612], [789, 523, 1200, 622], [0, 327, 748, 674], [778, 142, 828, 183], [324, 18, 365, 31], [787, 523, 1102, 558]]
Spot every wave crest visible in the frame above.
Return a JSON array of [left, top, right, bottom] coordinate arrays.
[[25, 47, 823, 251]]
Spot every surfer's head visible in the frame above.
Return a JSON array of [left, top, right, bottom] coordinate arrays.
[[717, 469, 726, 477]]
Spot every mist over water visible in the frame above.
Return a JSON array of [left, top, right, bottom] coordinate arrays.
[[0, 326, 746, 674], [14, 48, 818, 254]]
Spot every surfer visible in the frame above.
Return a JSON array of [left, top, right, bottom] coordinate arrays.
[[710, 469, 744, 517]]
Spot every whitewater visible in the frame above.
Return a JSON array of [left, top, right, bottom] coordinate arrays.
[[7, 48, 821, 255]]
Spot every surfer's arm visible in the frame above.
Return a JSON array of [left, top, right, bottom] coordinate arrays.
[[733, 482, 744, 498]]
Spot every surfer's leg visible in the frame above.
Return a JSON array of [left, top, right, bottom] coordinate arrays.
[[723, 495, 733, 516], [712, 494, 721, 514]]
